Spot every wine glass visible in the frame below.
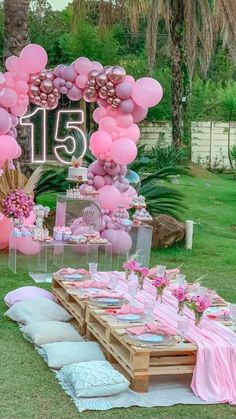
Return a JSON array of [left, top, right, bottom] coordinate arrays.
[[128, 279, 138, 306], [177, 316, 190, 347], [229, 303, 236, 330], [156, 265, 166, 277], [110, 273, 118, 292], [176, 274, 186, 286], [144, 300, 155, 321], [89, 262, 98, 281]]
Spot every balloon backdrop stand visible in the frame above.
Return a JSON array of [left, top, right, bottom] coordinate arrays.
[[8, 234, 112, 281]]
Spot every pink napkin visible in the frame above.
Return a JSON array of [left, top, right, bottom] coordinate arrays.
[[67, 280, 108, 289], [127, 322, 177, 336], [105, 304, 144, 315], [207, 308, 229, 319], [56, 268, 89, 276]]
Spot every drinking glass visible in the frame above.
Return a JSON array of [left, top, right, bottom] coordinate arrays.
[[110, 273, 118, 292], [128, 280, 138, 306], [144, 300, 155, 321], [177, 316, 190, 347], [89, 262, 98, 281], [156, 265, 166, 277], [229, 303, 236, 330], [176, 274, 186, 286]]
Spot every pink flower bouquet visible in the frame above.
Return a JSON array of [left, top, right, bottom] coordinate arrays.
[[2, 189, 34, 220], [152, 275, 170, 302], [187, 294, 211, 326], [136, 266, 149, 290], [123, 259, 149, 289], [171, 286, 189, 315]]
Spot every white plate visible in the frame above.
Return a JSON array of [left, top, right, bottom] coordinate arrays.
[[116, 314, 141, 321], [135, 333, 164, 343]]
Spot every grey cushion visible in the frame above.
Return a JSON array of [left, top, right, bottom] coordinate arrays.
[[20, 321, 84, 346]]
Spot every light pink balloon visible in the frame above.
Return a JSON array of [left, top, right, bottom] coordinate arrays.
[[132, 77, 163, 107], [6, 56, 20, 72], [10, 102, 28, 117], [106, 106, 118, 118], [101, 229, 132, 255], [75, 74, 88, 89], [93, 175, 105, 189], [111, 137, 137, 165], [99, 185, 121, 211], [17, 236, 40, 255], [115, 81, 132, 99], [99, 116, 117, 133], [54, 64, 66, 77], [119, 99, 134, 114], [90, 131, 112, 155], [116, 113, 133, 128], [14, 80, 29, 94], [104, 174, 113, 185], [0, 135, 19, 160], [124, 75, 135, 85], [0, 88, 17, 107], [126, 123, 140, 143], [93, 107, 107, 123], [74, 57, 91, 75], [15, 145, 22, 159], [97, 98, 108, 108], [12, 71, 29, 82], [0, 108, 12, 135], [91, 61, 103, 72], [67, 85, 83, 101], [60, 86, 68, 94], [61, 65, 77, 82], [88, 160, 107, 176], [0, 215, 13, 249], [20, 44, 48, 74], [132, 103, 148, 123]]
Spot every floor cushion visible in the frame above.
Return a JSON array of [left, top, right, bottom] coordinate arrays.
[[4, 286, 57, 307], [5, 297, 72, 324], [59, 361, 129, 397], [41, 341, 106, 369], [20, 321, 84, 346]]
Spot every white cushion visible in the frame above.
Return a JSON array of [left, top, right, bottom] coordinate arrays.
[[5, 297, 72, 324], [60, 361, 129, 397], [21, 321, 84, 346], [41, 342, 106, 369], [4, 286, 57, 307]]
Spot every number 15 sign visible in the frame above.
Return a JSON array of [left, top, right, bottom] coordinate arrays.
[[20, 108, 87, 165]]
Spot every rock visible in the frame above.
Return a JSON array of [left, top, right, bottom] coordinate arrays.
[[146, 214, 185, 248]]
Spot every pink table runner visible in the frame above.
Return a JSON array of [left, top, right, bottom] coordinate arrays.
[[97, 272, 236, 404]]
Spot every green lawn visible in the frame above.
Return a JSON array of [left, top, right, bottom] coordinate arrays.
[[1, 170, 236, 418]]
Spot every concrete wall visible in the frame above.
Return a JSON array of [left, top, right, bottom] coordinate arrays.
[[140, 121, 236, 169]]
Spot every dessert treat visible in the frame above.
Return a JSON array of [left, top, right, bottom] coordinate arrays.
[[67, 156, 87, 181], [53, 226, 63, 241]]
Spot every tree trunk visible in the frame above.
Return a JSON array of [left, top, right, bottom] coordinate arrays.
[[3, 0, 31, 175], [169, 0, 184, 148]]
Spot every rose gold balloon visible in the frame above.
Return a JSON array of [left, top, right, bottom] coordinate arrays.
[[40, 71, 47, 80], [30, 74, 38, 82], [107, 97, 113, 105], [106, 81, 114, 90], [108, 66, 126, 84], [83, 89, 97, 103], [41, 79, 53, 93], [108, 88, 115, 97], [88, 70, 99, 80], [99, 90, 108, 100], [113, 97, 121, 106], [53, 88, 60, 95], [34, 78, 41, 86], [89, 79, 96, 87], [34, 96, 41, 105], [30, 85, 39, 96], [100, 86, 108, 95], [40, 92, 47, 100], [104, 66, 112, 75], [41, 100, 47, 107], [96, 72, 107, 87], [48, 93, 55, 101]]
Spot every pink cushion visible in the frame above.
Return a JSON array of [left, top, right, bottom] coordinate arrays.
[[4, 286, 57, 307]]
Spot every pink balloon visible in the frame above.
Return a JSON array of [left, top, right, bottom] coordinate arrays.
[[90, 131, 112, 155], [20, 44, 48, 74], [132, 77, 163, 107], [132, 104, 148, 123], [115, 82, 132, 99], [88, 160, 107, 176], [10, 102, 28, 117], [124, 75, 135, 85], [67, 85, 83, 101], [99, 185, 121, 211], [111, 138, 137, 165], [6, 56, 20, 72], [54, 64, 66, 78], [119, 164, 127, 176], [14, 80, 29, 94], [101, 229, 132, 255], [0, 215, 13, 249], [93, 107, 107, 123], [116, 113, 133, 128], [12, 71, 29, 82], [99, 116, 117, 133], [15, 145, 22, 159], [74, 57, 91, 75], [0, 108, 12, 135], [91, 61, 103, 72], [106, 106, 118, 118], [61, 65, 77, 82], [0, 135, 19, 160], [93, 175, 105, 189], [75, 74, 88, 89], [104, 174, 113, 185], [0, 88, 17, 107], [126, 123, 140, 143], [119, 99, 134, 114], [17, 236, 40, 255], [97, 98, 108, 108]]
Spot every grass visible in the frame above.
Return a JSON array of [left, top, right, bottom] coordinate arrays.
[[1, 169, 236, 418]]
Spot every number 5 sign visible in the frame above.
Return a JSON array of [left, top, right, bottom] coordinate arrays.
[[20, 108, 87, 164]]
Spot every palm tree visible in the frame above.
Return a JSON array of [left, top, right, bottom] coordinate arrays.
[[3, 0, 31, 174]]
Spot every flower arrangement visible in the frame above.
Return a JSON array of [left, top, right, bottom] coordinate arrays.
[[187, 294, 211, 326], [123, 259, 149, 289], [171, 286, 189, 315], [2, 189, 34, 219], [152, 275, 170, 302], [136, 266, 149, 290]]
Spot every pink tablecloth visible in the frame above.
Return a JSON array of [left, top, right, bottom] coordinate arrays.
[[97, 272, 236, 404]]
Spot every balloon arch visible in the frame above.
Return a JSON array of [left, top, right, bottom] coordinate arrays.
[[0, 43, 163, 250]]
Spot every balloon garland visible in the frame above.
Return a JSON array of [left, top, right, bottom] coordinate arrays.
[[0, 44, 163, 252]]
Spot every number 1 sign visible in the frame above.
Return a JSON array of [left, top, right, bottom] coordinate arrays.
[[20, 108, 87, 164]]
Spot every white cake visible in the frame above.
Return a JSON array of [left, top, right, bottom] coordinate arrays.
[[68, 167, 88, 181]]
